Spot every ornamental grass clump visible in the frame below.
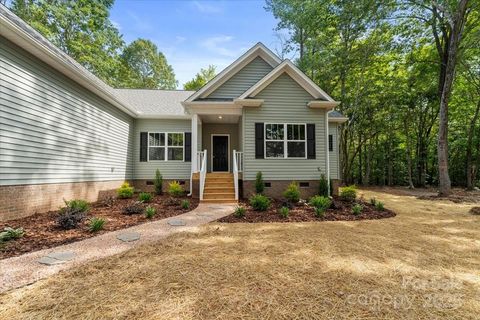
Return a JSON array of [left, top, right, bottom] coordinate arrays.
[[352, 203, 363, 215], [340, 185, 357, 202], [88, 217, 105, 232], [279, 206, 289, 218], [283, 182, 300, 203], [138, 192, 153, 203], [117, 182, 134, 199], [168, 181, 184, 197], [181, 200, 190, 210], [249, 194, 271, 211], [309, 195, 331, 211], [233, 206, 246, 218], [145, 206, 156, 219]]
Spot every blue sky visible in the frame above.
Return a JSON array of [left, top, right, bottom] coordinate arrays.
[[110, 0, 288, 88]]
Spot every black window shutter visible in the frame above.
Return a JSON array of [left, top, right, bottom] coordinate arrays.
[[328, 134, 333, 152], [307, 124, 316, 159], [184, 132, 192, 162], [140, 132, 148, 162], [255, 123, 264, 159]]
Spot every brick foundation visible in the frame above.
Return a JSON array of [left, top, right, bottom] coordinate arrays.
[[0, 180, 124, 221], [243, 180, 320, 199]]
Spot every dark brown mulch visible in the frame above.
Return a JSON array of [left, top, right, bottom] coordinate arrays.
[[0, 194, 198, 260], [470, 207, 480, 215], [217, 197, 396, 223]]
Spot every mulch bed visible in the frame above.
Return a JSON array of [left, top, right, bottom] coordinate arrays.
[[470, 207, 480, 215], [0, 194, 198, 260], [218, 197, 395, 223]]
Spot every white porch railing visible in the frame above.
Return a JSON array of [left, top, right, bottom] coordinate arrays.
[[199, 149, 207, 200], [196, 151, 205, 173], [233, 150, 243, 200]]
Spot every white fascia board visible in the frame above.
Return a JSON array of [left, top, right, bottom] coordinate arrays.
[[239, 60, 335, 102], [182, 102, 242, 115], [0, 8, 138, 118], [185, 43, 281, 102], [307, 101, 340, 110]]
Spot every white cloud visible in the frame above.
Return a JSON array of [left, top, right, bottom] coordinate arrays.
[[111, 19, 121, 31], [200, 35, 241, 57], [192, 1, 223, 14]]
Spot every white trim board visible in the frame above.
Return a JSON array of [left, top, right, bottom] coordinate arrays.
[[185, 43, 281, 102], [211, 134, 230, 172]]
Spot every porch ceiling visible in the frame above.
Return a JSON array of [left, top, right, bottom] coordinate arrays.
[[200, 114, 240, 124]]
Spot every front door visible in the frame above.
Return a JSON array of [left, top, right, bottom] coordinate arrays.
[[212, 135, 229, 172]]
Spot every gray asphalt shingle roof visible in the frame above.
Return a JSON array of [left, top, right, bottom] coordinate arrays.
[[113, 89, 195, 116], [329, 110, 346, 118]]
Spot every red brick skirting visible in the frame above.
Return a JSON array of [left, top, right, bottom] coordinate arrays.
[[0, 180, 124, 221]]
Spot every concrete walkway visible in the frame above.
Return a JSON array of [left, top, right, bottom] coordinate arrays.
[[0, 203, 235, 293]]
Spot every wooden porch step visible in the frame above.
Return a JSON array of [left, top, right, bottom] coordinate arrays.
[[205, 177, 234, 183], [203, 192, 235, 200], [201, 199, 238, 204], [204, 186, 235, 192]]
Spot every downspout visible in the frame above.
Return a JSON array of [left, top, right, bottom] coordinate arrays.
[[325, 110, 330, 196]]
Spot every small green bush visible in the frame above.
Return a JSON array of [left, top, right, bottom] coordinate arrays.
[[168, 181, 184, 197], [88, 217, 105, 232], [279, 206, 289, 218], [283, 181, 300, 203], [233, 206, 246, 218], [117, 182, 134, 199], [249, 194, 271, 211], [138, 192, 153, 203], [318, 174, 329, 197], [314, 207, 325, 218], [61, 199, 89, 213], [154, 169, 163, 195], [181, 199, 190, 209], [340, 185, 357, 202], [255, 171, 265, 194], [375, 201, 385, 211], [309, 195, 332, 211], [352, 203, 363, 215], [145, 206, 156, 219], [370, 197, 377, 206], [0, 227, 25, 242], [122, 202, 144, 215]]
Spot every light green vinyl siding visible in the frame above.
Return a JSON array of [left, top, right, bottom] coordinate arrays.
[[206, 57, 273, 99], [0, 36, 134, 186], [243, 73, 327, 180], [133, 119, 191, 180], [329, 123, 339, 179]]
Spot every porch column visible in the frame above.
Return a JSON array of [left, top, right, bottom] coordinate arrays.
[[191, 113, 198, 172]]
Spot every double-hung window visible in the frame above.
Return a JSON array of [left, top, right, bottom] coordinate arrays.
[[265, 124, 306, 159], [148, 132, 184, 161]]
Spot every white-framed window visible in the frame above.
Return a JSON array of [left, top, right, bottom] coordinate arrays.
[[148, 132, 184, 161], [265, 123, 306, 159]]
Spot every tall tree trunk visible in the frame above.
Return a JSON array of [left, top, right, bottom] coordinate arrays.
[[436, 0, 469, 196], [466, 100, 480, 189], [404, 113, 415, 189]]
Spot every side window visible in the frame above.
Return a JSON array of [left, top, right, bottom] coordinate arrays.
[[148, 133, 165, 160]]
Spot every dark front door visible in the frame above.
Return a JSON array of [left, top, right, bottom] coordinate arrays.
[[212, 135, 228, 172]]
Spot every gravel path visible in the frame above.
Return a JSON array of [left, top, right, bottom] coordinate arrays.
[[0, 203, 235, 293]]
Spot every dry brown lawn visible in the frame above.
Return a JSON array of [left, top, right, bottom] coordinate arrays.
[[1, 188, 479, 319]]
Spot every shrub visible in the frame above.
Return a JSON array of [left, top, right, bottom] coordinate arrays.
[[122, 201, 144, 215], [57, 208, 85, 230], [318, 174, 329, 197], [309, 195, 332, 211], [283, 181, 300, 203], [117, 182, 134, 199], [138, 192, 153, 203], [370, 197, 377, 206], [279, 206, 289, 218], [164, 197, 180, 206], [0, 227, 25, 242], [168, 181, 184, 197], [352, 203, 363, 215], [233, 206, 246, 218], [88, 217, 105, 232], [314, 207, 325, 218], [375, 201, 385, 211], [181, 199, 190, 209], [255, 171, 265, 194], [145, 206, 156, 219], [60, 199, 89, 213], [249, 194, 271, 211], [340, 185, 357, 202], [154, 169, 163, 195]]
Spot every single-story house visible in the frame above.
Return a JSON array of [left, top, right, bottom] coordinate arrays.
[[0, 6, 347, 221]]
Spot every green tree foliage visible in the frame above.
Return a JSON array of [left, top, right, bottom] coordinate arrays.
[[9, 0, 177, 89], [266, 0, 480, 190], [183, 65, 216, 90], [119, 39, 177, 89]]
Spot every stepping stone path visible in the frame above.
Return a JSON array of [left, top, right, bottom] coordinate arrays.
[[38, 251, 75, 266], [116, 232, 141, 242], [168, 219, 186, 226]]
